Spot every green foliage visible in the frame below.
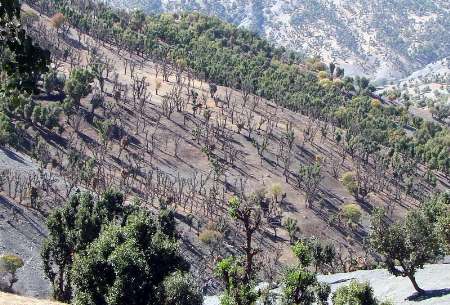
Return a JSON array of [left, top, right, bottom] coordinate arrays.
[[158, 207, 177, 239], [370, 207, 443, 293], [332, 281, 391, 305], [283, 217, 299, 244], [0, 0, 50, 92], [94, 118, 114, 144], [0, 112, 15, 145], [72, 210, 197, 305], [340, 203, 362, 227], [0, 254, 24, 291], [340, 172, 358, 196], [0, 254, 24, 274], [315, 282, 331, 305], [292, 240, 312, 268], [161, 271, 203, 305], [281, 241, 331, 305], [64, 68, 94, 105], [41, 190, 133, 302], [270, 183, 282, 202], [31, 103, 61, 129], [281, 266, 317, 305], [309, 238, 336, 273], [43, 69, 66, 95], [421, 192, 450, 252], [215, 256, 258, 305], [297, 162, 322, 208]]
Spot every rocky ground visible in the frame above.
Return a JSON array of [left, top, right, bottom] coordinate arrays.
[[205, 264, 450, 305], [0, 149, 51, 298]]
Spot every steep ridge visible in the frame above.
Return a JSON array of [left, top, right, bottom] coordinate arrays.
[[105, 0, 450, 82]]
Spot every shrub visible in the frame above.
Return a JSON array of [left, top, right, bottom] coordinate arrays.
[[332, 281, 391, 305], [318, 71, 329, 79], [199, 229, 223, 256], [64, 68, 94, 105], [270, 183, 282, 202], [0, 113, 15, 145], [340, 203, 362, 226], [162, 271, 203, 305], [371, 99, 381, 108], [283, 217, 299, 244], [292, 240, 312, 267], [340, 172, 358, 196], [0, 254, 24, 291], [43, 69, 65, 95]]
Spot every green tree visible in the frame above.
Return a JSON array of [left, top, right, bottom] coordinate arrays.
[[215, 256, 258, 305], [283, 217, 299, 244], [370, 208, 442, 294], [340, 172, 358, 196], [297, 163, 322, 208], [281, 241, 331, 305], [0, 112, 15, 145], [41, 190, 132, 302], [0, 0, 50, 92], [71, 210, 200, 305], [43, 69, 66, 96], [162, 271, 203, 305], [421, 193, 450, 253], [64, 68, 94, 107]]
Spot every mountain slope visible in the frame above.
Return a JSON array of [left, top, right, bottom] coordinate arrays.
[[105, 0, 450, 82]]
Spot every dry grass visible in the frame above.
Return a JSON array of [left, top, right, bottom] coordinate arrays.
[[0, 292, 65, 305]]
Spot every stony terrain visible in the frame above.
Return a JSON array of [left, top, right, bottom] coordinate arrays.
[[105, 0, 450, 83], [205, 264, 450, 305], [0, 149, 50, 298]]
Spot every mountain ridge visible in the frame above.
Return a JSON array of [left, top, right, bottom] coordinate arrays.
[[105, 0, 450, 83]]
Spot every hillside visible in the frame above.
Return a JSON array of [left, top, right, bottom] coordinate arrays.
[[0, 0, 449, 303], [0, 292, 64, 305], [105, 0, 450, 82]]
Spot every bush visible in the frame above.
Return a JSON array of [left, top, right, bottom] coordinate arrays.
[[340, 203, 362, 226], [340, 172, 358, 195], [283, 217, 299, 244], [270, 183, 282, 202], [43, 69, 65, 95], [199, 229, 222, 246], [64, 68, 93, 105], [0, 113, 15, 145], [0, 254, 24, 291], [332, 281, 391, 305], [162, 271, 203, 305], [318, 71, 329, 79]]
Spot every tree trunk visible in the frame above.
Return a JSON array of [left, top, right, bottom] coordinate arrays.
[[408, 274, 424, 294]]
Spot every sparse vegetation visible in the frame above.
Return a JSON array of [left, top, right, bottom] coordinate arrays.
[[0, 0, 449, 304]]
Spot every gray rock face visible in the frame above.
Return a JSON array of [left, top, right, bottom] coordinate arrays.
[[319, 264, 450, 305], [204, 264, 450, 305]]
